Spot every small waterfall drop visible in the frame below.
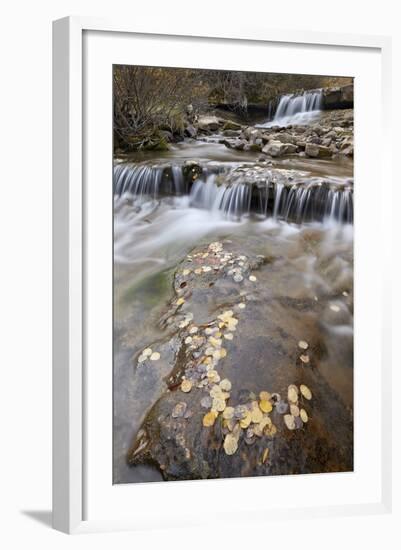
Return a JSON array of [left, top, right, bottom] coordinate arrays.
[[114, 161, 353, 224], [271, 180, 353, 224], [261, 90, 323, 127], [190, 175, 251, 220], [114, 163, 188, 197], [114, 164, 163, 197]]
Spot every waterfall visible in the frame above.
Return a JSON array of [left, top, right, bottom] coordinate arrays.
[[273, 182, 284, 219], [271, 181, 353, 224], [114, 161, 353, 224], [114, 164, 163, 197], [189, 175, 251, 220], [261, 90, 323, 127], [114, 163, 188, 197], [171, 165, 184, 195]]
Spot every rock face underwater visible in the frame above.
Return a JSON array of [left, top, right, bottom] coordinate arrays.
[[113, 95, 354, 484], [125, 238, 353, 480]]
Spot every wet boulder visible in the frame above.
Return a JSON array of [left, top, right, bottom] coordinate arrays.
[[305, 143, 332, 158], [222, 120, 243, 131], [196, 116, 221, 132], [184, 124, 198, 138], [127, 240, 353, 480], [222, 129, 241, 137], [322, 84, 354, 110], [262, 141, 297, 157], [242, 127, 262, 141]]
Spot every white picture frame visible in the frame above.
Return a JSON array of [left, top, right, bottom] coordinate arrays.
[[52, 16, 392, 534]]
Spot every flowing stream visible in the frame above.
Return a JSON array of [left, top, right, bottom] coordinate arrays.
[[113, 139, 353, 484]]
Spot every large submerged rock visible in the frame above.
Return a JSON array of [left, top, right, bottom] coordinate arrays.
[[127, 239, 353, 480]]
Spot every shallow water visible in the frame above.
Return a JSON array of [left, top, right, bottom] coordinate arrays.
[[114, 192, 353, 483], [116, 139, 353, 179]]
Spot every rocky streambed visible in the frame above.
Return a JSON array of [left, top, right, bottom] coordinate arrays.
[[113, 105, 354, 484]]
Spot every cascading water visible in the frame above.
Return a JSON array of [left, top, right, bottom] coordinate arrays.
[[114, 163, 188, 198], [114, 163, 164, 197], [260, 90, 323, 127], [189, 175, 251, 220], [114, 161, 353, 224]]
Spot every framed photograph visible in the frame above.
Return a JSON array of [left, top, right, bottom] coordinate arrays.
[[52, 17, 392, 533]]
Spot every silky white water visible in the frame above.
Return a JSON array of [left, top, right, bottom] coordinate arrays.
[[259, 90, 323, 127]]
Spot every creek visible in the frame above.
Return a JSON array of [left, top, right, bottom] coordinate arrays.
[[113, 134, 353, 483]]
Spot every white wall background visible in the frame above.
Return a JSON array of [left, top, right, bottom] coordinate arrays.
[[0, 0, 399, 547]]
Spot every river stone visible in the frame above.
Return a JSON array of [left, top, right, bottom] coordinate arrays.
[[222, 129, 241, 137], [127, 240, 353, 481], [305, 143, 332, 158], [185, 125, 197, 138], [223, 120, 242, 131], [273, 132, 296, 144], [197, 116, 220, 132], [340, 145, 353, 157], [262, 141, 297, 157], [243, 127, 261, 141]]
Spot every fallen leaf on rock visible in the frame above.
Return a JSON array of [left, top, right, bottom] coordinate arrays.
[[212, 397, 226, 412], [265, 423, 277, 437], [259, 391, 271, 402], [259, 399, 273, 413], [251, 408, 263, 424], [240, 411, 252, 429], [203, 411, 217, 427], [226, 319, 238, 331], [223, 406, 235, 420], [209, 336, 222, 348], [181, 379, 192, 393], [300, 408, 309, 423], [213, 348, 227, 360], [220, 379, 232, 391], [224, 433, 238, 455], [300, 384, 312, 400], [284, 414, 296, 430], [172, 402, 187, 418], [288, 386, 298, 404], [298, 340, 309, 350], [210, 385, 223, 398]]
